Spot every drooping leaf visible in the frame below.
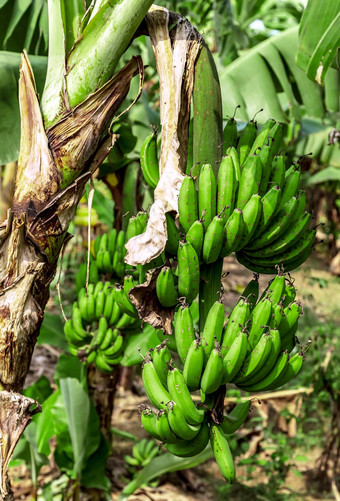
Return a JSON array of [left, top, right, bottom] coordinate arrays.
[[23, 375, 53, 402], [296, 0, 340, 84], [35, 390, 60, 456], [54, 353, 85, 387], [119, 447, 213, 500], [59, 378, 90, 474], [307, 166, 340, 185], [120, 324, 160, 367], [37, 312, 69, 351], [218, 26, 337, 123]]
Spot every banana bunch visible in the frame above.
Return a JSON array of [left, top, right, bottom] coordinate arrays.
[[92, 228, 127, 277], [74, 203, 99, 226], [174, 118, 316, 274], [64, 277, 141, 371], [124, 438, 159, 473]]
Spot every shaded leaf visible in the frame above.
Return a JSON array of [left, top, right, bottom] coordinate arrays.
[[119, 447, 213, 500], [54, 354, 85, 387], [296, 0, 340, 84], [307, 166, 340, 185], [120, 324, 160, 367], [37, 312, 69, 351]]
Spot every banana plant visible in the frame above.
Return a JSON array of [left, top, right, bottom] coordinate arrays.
[[0, 1, 153, 499]]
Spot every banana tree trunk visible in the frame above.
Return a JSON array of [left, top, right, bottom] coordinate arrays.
[[0, 52, 142, 500]]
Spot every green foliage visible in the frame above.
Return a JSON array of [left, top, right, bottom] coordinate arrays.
[[296, 0, 340, 84]]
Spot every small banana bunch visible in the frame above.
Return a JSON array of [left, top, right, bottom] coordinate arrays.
[[172, 118, 316, 274], [124, 438, 159, 473], [64, 277, 141, 372], [74, 203, 99, 226], [92, 228, 127, 277]]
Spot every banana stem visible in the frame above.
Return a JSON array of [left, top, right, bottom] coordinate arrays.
[[199, 259, 223, 331]]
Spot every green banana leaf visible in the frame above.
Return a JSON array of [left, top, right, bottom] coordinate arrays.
[[218, 25, 339, 123], [0, 51, 47, 164], [296, 0, 340, 85], [0, 0, 48, 55], [119, 446, 214, 500]]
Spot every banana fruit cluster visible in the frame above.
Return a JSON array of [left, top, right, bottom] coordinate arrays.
[[65, 276, 140, 373], [92, 228, 128, 278], [171, 118, 316, 274], [140, 272, 305, 479], [140, 350, 251, 482]]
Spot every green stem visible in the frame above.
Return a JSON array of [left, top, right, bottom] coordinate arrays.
[[199, 259, 223, 331]]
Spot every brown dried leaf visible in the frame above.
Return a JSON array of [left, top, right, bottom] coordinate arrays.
[[129, 268, 174, 335]]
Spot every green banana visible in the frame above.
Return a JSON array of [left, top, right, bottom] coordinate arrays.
[[198, 163, 217, 230], [245, 196, 299, 251], [245, 229, 316, 268], [239, 351, 289, 392], [222, 112, 238, 154], [186, 219, 204, 258], [269, 155, 285, 190], [282, 279, 296, 308], [234, 332, 272, 384], [165, 213, 180, 255], [220, 400, 251, 434], [166, 401, 201, 440], [165, 420, 210, 457], [156, 410, 180, 444], [174, 305, 196, 363], [96, 316, 109, 346], [237, 119, 258, 166], [267, 121, 284, 156], [177, 241, 200, 304], [236, 194, 262, 250], [239, 328, 281, 386], [217, 155, 237, 223], [220, 208, 245, 257], [236, 154, 262, 210], [156, 267, 178, 308], [277, 165, 301, 212], [112, 285, 138, 318], [140, 407, 163, 441], [247, 297, 273, 349], [222, 331, 249, 384], [265, 351, 303, 391], [178, 175, 198, 233], [221, 297, 251, 356], [280, 321, 298, 353], [249, 118, 277, 155], [256, 185, 281, 236], [202, 215, 225, 264], [278, 301, 302, 337], [142, 358, 171, 410], [200, 346, 224, 394], [256, 212, 312, 258], [140, 129, 159, 189], [201, 300, 225, 360], [265, 273, 286, 304], [210, 425, 235, 483], [257, 141, 274, 196], [226, 146, 241, 182], [183, 338, 205, 391], [151, 342, 171, 388], [167, 367, 205, 424]]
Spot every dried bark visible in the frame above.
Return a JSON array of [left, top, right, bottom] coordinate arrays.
[[0, 52, 142, 500]]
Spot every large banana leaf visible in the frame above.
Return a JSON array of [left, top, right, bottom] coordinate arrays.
[[296, 0, 340, 85], [218, 25, 340, 123], [0, 51, 47, 164], [0, 0, 48, 55]]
